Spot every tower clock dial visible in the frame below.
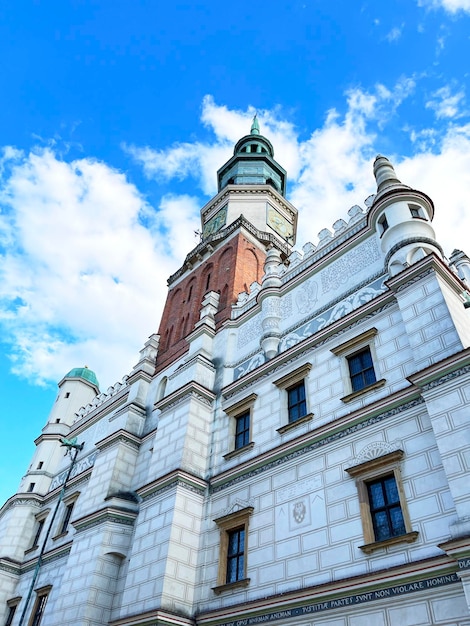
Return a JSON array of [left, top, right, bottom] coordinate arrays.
[[202, 205, 228, 238], [267, 205, 293, 241]]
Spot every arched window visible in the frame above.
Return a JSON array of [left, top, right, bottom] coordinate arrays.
[[157, 376, 168, 401]]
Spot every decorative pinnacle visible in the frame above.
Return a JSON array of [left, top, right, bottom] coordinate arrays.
[[373, 154, 403, 193], [251, 114, 260, 135]]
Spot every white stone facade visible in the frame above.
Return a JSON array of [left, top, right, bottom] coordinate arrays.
[[1, 143, 470, 626]]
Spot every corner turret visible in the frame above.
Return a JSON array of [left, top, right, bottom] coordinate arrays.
[[369, 155, 442, 277], [18, 366, 99, 496]]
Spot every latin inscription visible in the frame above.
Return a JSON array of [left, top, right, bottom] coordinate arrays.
[[217, 574, 459, 626]]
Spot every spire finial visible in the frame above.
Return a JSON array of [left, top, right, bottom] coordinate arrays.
[[251, 114, 260, 135], [373, 154, 403, 193]]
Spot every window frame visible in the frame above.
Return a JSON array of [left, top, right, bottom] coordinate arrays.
[[223, 394, 257, 460], [273, 363, 313, 434], [331, 328, 385, 402], [26, 510, 50, 553], [28, 586, 52, 626], [5, 597, 21, 626], [408, 203, 426, 220], [345, 450, 418, 554], [212, 507, 253, 594], [54, 491, 79, 539], [378, 213, 389, 236]]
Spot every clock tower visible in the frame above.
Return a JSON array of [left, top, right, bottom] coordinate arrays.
[[155, 117, 297, 372]]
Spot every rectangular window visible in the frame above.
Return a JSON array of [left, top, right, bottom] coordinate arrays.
[[59, 502, 75, 535], [29, 587, 51, 626], [287, 381, 307, 423], [223, 394, 257, 459], [367, 475, 406, 541], [5, 599, 20, 626], [31, 520, 44, 549], [347, 347, 377, 392], [234, 412, 250, 450], [273, 363, 313, 434], [345, 450, 418, 554], [5, 605, 17, 626], [378, 214, 389, 235], [213, 506, 253, 594], [409, 203, 425, 219], [226, 527, 245, 583]]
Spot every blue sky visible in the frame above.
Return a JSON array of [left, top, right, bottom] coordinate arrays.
[[1, 0, 470, 505]]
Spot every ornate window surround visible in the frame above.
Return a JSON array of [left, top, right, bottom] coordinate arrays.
[[345, 450, 418, 554], [223, 394, 257, 460], [212, 507, 254, 594], [273, 363, 313, 434], [331, 327, 385, 402]]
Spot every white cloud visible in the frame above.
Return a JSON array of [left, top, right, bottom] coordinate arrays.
[[385, 25, 404, 42], [418, 0, 470, 13], [426, 85, 466, 119], [2, 87, 470, 390], [0, 149, 191, 387], [399, 123, 470, 256]]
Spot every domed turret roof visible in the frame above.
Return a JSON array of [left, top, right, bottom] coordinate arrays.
[[63, 366, 99, 389], [217, 115, 286, 195]]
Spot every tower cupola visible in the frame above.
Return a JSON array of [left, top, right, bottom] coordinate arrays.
[[217, 115, 287, 196]]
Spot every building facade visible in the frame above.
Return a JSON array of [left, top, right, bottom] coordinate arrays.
[[1, 119, 470, 626]]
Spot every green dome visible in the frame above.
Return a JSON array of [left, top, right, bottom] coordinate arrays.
[[64, 366, 99, 389]]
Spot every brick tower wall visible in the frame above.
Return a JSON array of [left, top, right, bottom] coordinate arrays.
[[155, 232, 266, 373]]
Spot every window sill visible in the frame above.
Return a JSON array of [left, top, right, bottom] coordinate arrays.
[[52, 531, 69, 541], [212, 578, 250, 595], [24, 545, 39, 555], [223, 442, 255, 460], [277, 413, 313, 435], [359, 531, 419, 554], [341, 379, 386, 403]]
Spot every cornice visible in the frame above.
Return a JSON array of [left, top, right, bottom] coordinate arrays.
[[223, 289, 394, 399], [168, 215, 290, 285], [212, 385, 423, 492], [407, 347, 470, 391], [200, 185, 296, 222], [155, 381, 216, 412], [21, 542, 73, 572], [137, 468, 208, 502], [95, 429, 142, 452], [386, 251, 467, 295], [109, 607, 195, 626], [0, 557, 21, 576], [73, 506, 139, 533]]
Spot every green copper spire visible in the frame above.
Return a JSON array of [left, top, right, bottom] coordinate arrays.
[[251, 114, 260, 135]]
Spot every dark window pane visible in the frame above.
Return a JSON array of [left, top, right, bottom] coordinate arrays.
[[348, 348, 376, 392], [367, 475, 405, 542], [390, 506, 406, 535], [287, 382, 307, 423], [384, 477, 399, 504], [235, 412, 250, 449], [368, 482, 385, 508], [226, 528, 245, 583], [373, 511, 390, 541]]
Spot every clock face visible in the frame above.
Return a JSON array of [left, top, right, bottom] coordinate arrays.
[[203, 205, 227, 238], [267, 206, 293, 241]]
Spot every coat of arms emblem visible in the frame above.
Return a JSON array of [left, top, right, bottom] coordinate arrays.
[[292, 500, 306, 523]]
